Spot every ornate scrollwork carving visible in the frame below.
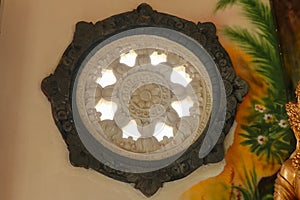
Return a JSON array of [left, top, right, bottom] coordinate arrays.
[[41, 3, 248, 197]]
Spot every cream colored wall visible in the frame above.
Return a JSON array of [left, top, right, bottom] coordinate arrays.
[[0, 0, 245, 199]]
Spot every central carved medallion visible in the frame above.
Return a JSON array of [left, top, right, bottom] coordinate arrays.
[[130, 83, 170, 120]]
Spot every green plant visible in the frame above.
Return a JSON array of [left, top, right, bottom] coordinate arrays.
[[215, 0, 285, 100], [239, 99, 293, 164], [233, 166, 259, 200], [214, 0, 293, 199], [215, 0, 292, 164], [232, 166, 273, 200]]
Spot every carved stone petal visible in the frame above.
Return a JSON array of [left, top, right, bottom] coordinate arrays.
[[111, 62, 131, 79], [166, 107, 180, 126], [94, 85, 102, 103], [114, 110, 130, 128], [171, 83, 187, 100], [101, 85, 115, 100], [176, 117, 193, 137], [135, 136, 160, 153], [99, 120, 122, 141], [137, 121, 157, 138], [136, 54, 151, 66]]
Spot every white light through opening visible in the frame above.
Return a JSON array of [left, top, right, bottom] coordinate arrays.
[[96, 69, 117, 88], [171, 96, 194, 117], [153, 122, 174, 141], [170, 65, 192, 87], [95, 98, 117, 120], [120, 50, 137, 67], [150, 51, 167, 65], [122, 120, 141, 140]]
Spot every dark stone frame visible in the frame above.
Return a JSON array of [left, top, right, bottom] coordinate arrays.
[[41, 3, 248, 197]]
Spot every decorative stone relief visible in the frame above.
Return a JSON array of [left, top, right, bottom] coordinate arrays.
[[41, 3, 248, 197]]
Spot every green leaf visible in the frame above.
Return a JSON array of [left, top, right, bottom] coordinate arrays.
[[250, 143, 260, 152], [241, 140, 255, 146], [243, 125, 260, 135], [244, 168, 254, 194], [239, 133, 255, 139], [215, 0, 238, 12], [261, 194, 274, 200], [255, 145, 265, 156], [233, 166, 260, 200], [221, 26, 283, 93], [239, 0, 276, 46], [233, 186, 253, 200]]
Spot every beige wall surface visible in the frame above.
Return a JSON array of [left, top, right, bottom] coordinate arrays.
[[0, 0, 245, 199]]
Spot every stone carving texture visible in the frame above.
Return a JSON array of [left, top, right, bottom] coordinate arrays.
[[41, 3, 248, 197]]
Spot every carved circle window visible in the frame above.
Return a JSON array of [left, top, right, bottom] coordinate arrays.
[[41, 4, 248, 197]]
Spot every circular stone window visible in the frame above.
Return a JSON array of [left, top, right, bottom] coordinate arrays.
[[41, 3, 248, 197]]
